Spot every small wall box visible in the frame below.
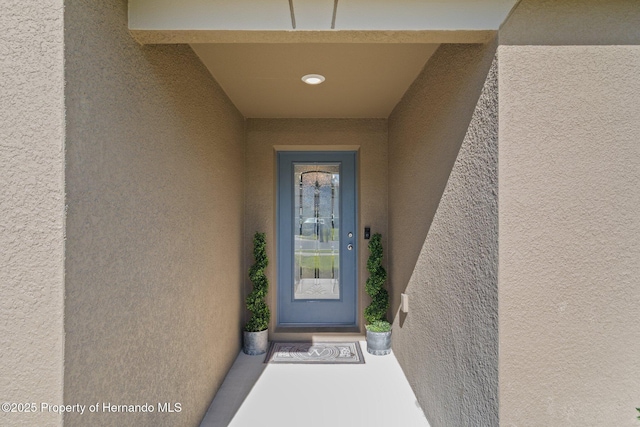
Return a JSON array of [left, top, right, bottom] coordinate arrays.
[[400, 293, 409, 313]]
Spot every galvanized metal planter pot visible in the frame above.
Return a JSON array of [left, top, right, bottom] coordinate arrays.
[[243, 329, 269, 355], [366, 329, 392, 355]]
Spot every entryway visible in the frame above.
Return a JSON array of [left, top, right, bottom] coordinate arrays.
[[277, 151, 358, 327]]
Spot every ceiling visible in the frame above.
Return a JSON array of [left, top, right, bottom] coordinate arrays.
[[131, 0, 519, 118], [191, 43, 439, 118]]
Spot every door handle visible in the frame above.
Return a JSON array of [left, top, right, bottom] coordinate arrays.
[[347, 244, 353, 251]]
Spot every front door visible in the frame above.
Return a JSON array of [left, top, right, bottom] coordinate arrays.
[[277, 151, 357, 327]]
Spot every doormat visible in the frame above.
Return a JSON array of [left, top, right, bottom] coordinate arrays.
[[264, 342, 365, 364]]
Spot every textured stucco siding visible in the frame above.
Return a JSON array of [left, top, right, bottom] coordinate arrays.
[[499, 45, 640, 427], [499, 1, 640, 426], [0, 1, 65, 426], [63, 1, 245, 426], [245, 119, 388, 337], [499, 0, 640, 46], [388, 43, 498, 426]]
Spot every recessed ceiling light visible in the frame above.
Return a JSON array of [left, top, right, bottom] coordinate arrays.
[[301, 74, 325, 85]]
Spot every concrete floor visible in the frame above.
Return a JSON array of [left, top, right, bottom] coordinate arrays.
[[200, 340, 430, 427]]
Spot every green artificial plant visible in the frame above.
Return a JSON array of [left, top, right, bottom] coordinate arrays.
[[364, 233, 391, 332], [245, 232, 270, 332]]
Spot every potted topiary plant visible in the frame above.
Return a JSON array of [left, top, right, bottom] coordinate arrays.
[[243, 232, 270, 355], [364, 233, 391, 355]]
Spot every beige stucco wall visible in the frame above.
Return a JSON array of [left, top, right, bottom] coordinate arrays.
[[63, 1, 245, 426], [245, 119, 388, 338], [499, 1, 640, 425], [388, 43, 498, 426], [500, 0, 640, 46], [1, 2, 65, 426]]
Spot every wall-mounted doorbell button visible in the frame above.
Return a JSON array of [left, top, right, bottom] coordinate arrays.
[[364, 227, 371, 239]]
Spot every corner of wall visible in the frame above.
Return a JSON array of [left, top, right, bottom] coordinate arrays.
[[388, 42, 499, 426], [1, 1, 66, 426]]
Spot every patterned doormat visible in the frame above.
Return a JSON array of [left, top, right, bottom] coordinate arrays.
[[264, 342, 365, 364]]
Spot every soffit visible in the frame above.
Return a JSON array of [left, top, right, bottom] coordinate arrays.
[[130, 0, 518, 118], [190, 43, 439, 118]]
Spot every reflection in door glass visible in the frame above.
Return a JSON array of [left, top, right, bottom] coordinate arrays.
[[293, 164, 340, 300]]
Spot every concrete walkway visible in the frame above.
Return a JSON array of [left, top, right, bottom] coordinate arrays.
[[200, 340, 430, 427]]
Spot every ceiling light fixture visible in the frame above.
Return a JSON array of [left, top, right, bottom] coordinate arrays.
[[301, 74, 325, 85]]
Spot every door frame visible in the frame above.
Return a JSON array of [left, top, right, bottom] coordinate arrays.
[[276, 151, 358, 328]]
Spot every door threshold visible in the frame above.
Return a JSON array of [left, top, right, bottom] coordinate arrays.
[[271, 327, 363, 343], [275, 326, 360, 333]]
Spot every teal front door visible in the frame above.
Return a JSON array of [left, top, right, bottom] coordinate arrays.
[[277, 151, 357, 327]]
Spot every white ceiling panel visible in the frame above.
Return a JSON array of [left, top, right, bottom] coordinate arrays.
[[292, 0, 336, 29], [129, 0, 292, 30], [336, 0, 517, 30], [130, 0, 518, 31]]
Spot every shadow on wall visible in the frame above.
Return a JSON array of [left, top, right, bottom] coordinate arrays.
[[387, 41, 499, 426], [387, 41, 498, 315]]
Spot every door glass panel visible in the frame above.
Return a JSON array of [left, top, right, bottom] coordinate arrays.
[[293, 164, 340, 300]]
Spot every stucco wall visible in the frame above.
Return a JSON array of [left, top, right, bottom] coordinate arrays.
[[499, 1, 640, 425], [499, 0, 640, 46], [1, 2, 65, 426], [388, 43, 498, 426], [245, 119, 388, 338], [63, 1, 245, 426]]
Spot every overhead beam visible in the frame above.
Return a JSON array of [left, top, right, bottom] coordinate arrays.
[[129, 0, 515, 44], [130, 30, 497, 45]]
